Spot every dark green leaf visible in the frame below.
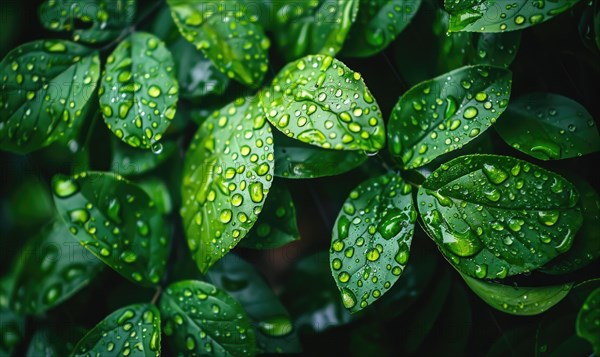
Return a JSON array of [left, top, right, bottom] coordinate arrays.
[[330, 173, 416, 312], [537, 313, 592, 356], [99, 32, 179, 150], [343, 0, 421, 57], [39, 0, 135, 44], [72, 304, 161, 356], [111, 137, 177, 176], [445, 0, 582, 33], [52, 172, 169, 287], [138, 177, 173, 216], [273, 0, 359, 61], [485, 325, 537, 356], [495, 93, 599, 160], [418, 154, 583, 279], [159, 280, 256, 356], [260, 54, 385, 152], [6, 178, 54, 227], [576, 287, 600, 353], [181, 97, 274, 274], [26, 326, 85, 357], [0, 309, 25, 356], [388, 65, 512, 169], [167, 0, 270, 87], [240, 181, 300, 250], [0, 40, 100, 154]]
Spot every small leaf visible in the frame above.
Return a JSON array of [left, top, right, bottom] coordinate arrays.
[[462, 273, 572, 316], [240, 181, 300, 250], [495, 93, 600, 160], [418, 154, 583, 279], [330, 173, 416, 312], [576, 287, 600, 353], [99, 32, 179, 150], [273, 0, 359, 61], [11, 220, 103, 315], [71, 304, 161, 356], [343, 0, 422, 57], [159, 280, 256, 356], [260, 54, 385, 152], [52, 171, 169, 287], [138, 177, 173, 216], [181, 97, 274, 274], [39, 0, 136, 43], [388, 65, 512, 169], [0, 40, 100, 154], [0, 308, 25, 356], [167, 0, 270, 87], [445, 0, 582, 33], [111, 137, 177, 177]]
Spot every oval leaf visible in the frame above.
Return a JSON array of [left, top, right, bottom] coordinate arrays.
[[159, 280, 256, 356], [576, 287, 600, 353], [71, 304, 161, 356], [99, 32, 179, 149], [495, 93, 600, 160], [260, 54, 385, 152], [418, 154, 583, 279], [52, 172, 169, 286], [330, 173, 416, 313], [181, 97, 274, 274], [0, 40, 100, 154], [388, 65, 512, 169]]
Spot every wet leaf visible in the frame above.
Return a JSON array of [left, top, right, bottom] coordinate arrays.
[[26, 326, 85, 357], [111, 137, 177, 177], [138, 177, 172, 216], [418, 154, 583, 279], [52, 172, 169, 287], [0, 40, 100, 154], [388, 65, 512, 169], [99, 32, 179, 150], [576, 287, 600, 353], [0, 308, 25, 356]]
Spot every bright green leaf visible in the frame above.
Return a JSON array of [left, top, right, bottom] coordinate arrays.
[[0, 40, 100, 154], [330, 173, 416, 312], [159, 280, 256, 356], [181, 97, 274, 274], [418, 154, 583, 279], [99, 32, 179, 150], [495, 93, 600, 160], [52, 172, 169, 287], [111, 137, 177, 177], [260, 54, 385, 152], [71, 304, 161, 356], [388, 65, 512, 169], [576, 287, 600, 353]]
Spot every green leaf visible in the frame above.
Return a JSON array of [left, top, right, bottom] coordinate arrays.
[[418, 154, 583, 279], [27, 326, 85, 357], [167, 0, 270, 87], [576, 287, 600, 353], [240, 181, 300, 250], [0, 308, 25, 356], [99, 32, 179, 150], [330, 173, 416, 312], [71, 304, 161, 356], [343, 0, 422, 57], [445, 0, 582, 33], [52, 171, 169, 287], [159, 280, 256, 356], [260, 54, 385, 152], [111, 137, 177, 177], [495, 93, 600, 160], [181, 97, 274, 274], [273, 0, 359, 61], [39, 0, 135, 44], [388, 65, 512, 169], [0, 40, 100, 154], [462, 273, 572, 315], [138, 177, 173, 216], [10, 220, 103, 315]]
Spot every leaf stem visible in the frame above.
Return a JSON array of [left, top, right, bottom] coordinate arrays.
[[151, 286, 162, 305]]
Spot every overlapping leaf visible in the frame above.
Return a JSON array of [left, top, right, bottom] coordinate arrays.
[[576, 287, 600, 353], [111, 137, 177, 177]]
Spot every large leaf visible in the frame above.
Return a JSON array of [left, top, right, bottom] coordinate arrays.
[[260, 54, 385, 152], [52, 172, 169, 287], [99, 32, 179, 150], [39, 0, 135, 43], [167, 0, 270, 87], [330, 173, 416, 312], [0, 40, 99, 154], [495, 93, 600, 160], [445, 0, 582, 33], [181, 97, 274, 274], [273, 0, 359, 61], [418, 154, 583, 279], [343, 0, 421, 57], [160, 280, 256, 356], [576, 287, 600, 353], [388, 65, 512, 169], [111, 137, 177, 177], [71, 304, 161, 356]]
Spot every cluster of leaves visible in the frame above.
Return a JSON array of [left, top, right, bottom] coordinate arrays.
[[0, 0, 599, 355]]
